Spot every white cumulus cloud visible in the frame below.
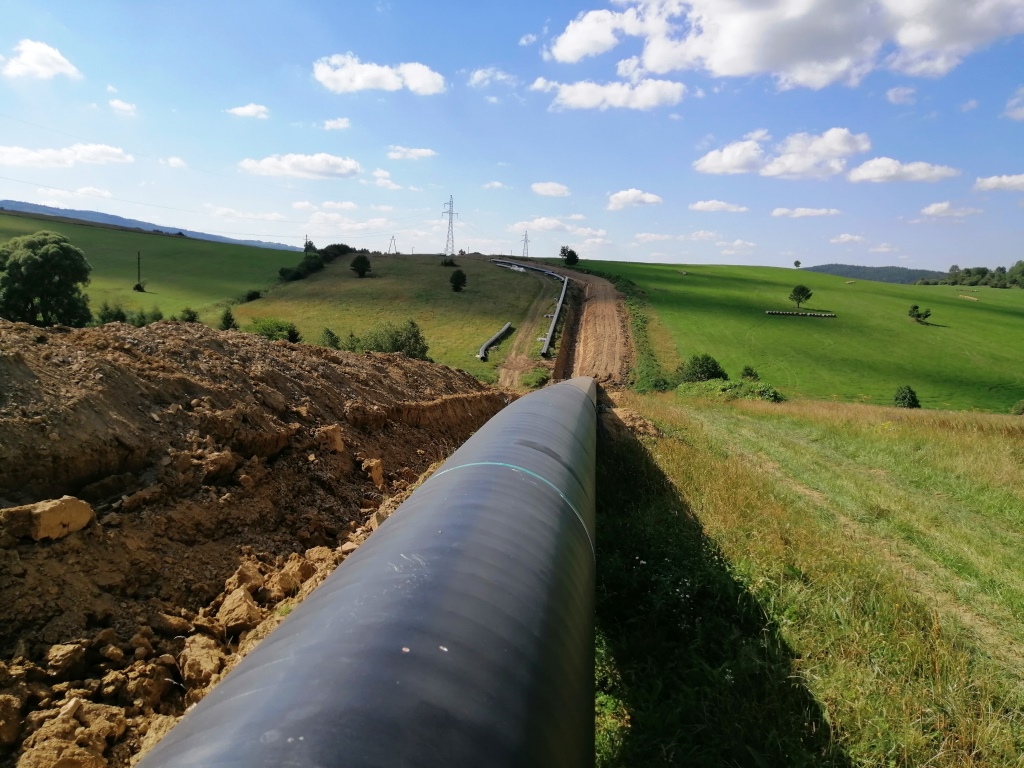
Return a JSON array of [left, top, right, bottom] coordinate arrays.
[[109, 99, 136, 117], [635, 233, 674, 243], [0, 143, 133, 167], [324, 118, 351, 130], [530, 76, 684, 110], [160, 156, 186, 168], [483, 181, 506, 189], [373, 169, 402, 189], [830, 233, 866, 244], [1005, 87, 1024, 120], [687, 230, 719, 240], [313, 53, 445, 95], [886, 86, 916, 105], [468, 68, 517, 88], [717, 239, 756, 249], [519, 33, 538, 46], [920, 201, 982, 217], [509, 216, 606, 239], [772, 207, 841, 217], [238, 153, 361, 178], [608, 188, 663, 210], [227, 103, 269, 119], [848, 157, 959, 182], [532, 181, 571, 197], [869, 243, 898, 253], [207, 205, 286, 222], [387, 145, 437, 160], [689, 199, 748, 212], [38, 186, 112, 199], [323, 200, 358, 210], [695, 127, 870, 178], [545, 1, 1024, 90], [974, 174, 1024, 192], [1, 40, 81, 79]]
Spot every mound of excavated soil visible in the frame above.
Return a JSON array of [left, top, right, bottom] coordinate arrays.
[[0, 319, 510, 767]]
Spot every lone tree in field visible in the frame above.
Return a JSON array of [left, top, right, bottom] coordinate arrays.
[[450, 269, 467, 292], [560, 245, 579, 266], [788, 284, 813, 309], [893, 385, 921, 409], [219, 307, 239, 330], [908, 305, 931, 323], [679, 353, 729, 382], [794, 260, 801, 269], [350, 254, 371, 278], [0, 230, 92, 327]]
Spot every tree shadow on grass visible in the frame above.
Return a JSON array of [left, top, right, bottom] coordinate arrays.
[[594, 410, 851, 768]]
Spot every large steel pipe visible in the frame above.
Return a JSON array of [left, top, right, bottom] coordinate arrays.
[[138, 377, 598, 768]]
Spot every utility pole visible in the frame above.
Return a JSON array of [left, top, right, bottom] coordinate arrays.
[[387, 236, 397, 254], [137, 251, 141, 285], [442, 195, 458, 257], [521, 231, 530, 259]]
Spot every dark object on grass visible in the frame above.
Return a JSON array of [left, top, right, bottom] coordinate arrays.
[[893, 385, 921, 409]]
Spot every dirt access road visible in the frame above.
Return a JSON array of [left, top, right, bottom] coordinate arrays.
[[497, 261, 631, 387]]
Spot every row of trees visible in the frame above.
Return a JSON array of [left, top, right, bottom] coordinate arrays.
[[916, 262, 1024, 288]]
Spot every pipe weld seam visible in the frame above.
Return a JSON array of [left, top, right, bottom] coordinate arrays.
[[430, 461, 595, 559]]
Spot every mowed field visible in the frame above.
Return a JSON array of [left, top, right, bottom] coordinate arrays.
[[0, 213, 552, 381], [582, 261, 1024, 412], [231, 254, 555, 381], [595, 393, 1024, 766]]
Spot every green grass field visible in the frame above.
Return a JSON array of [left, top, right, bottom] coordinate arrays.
[[0, 213, 553, 381], [596, 393, 1024, 766], [581, 261, 1024, 412], [0, 211, 285, 317]]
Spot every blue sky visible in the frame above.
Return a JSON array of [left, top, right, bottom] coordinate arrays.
[[1, 0, 1022, 269]]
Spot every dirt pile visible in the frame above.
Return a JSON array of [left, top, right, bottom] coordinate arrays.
[[0, 319, 510, 767]]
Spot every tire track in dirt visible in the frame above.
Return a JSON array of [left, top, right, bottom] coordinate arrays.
[[497, 272, 557, 389]]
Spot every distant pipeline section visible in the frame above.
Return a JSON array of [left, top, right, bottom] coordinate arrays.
[[491, 259, 569, 357], [478, 320, 512, 361], [137, 378, 598, 768]]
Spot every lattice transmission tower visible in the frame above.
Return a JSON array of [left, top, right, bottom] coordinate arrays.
[[442, 195, 459, 257], [521, 230, 530, 259]]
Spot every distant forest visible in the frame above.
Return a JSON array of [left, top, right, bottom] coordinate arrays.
[[806, 262, 1024, 288], [804, 264, 946, 283]]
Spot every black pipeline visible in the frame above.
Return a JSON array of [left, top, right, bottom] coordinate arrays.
[[138, 377, 598, 768]]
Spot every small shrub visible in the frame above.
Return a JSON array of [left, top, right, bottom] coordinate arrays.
[[441, 257, 457, 267], [1009, 400, 1024, 416], [95, 301, 128, 325], [350, 254, 372, 278], [908, 305, 932, 323], [679, 353, 729, 383], [341, 319, 429, 360], [219, 307, 239, 331], [321, 327, 341, 349], [241, 289, 262, 303], [249, 317, 302, 342], [179, 307, 200, 323], [741, 365, 759, 381], [450, 269, 467, 292], [893, 385, 921, 409], [132, 282, 146, 293]]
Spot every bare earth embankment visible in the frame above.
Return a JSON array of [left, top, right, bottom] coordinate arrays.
[[0, 319, 509, 767]]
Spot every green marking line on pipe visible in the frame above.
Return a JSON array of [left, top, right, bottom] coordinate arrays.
[[431, 461, 595, 559]]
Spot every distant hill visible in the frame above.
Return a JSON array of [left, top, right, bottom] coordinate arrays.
[[803, 264, 946, 284], [0, 200, 300, 251]]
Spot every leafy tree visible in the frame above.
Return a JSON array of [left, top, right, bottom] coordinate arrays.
[[178, 307, 200, 323], [450, 269, 467, 292], [241, 289, 262, 302], [441, 257, 457, 267], [304, 239, 318, 253], [350, 254, 372, 278], [340, 319, 429, 360], [794, 260, 801, 269], [0, 231, 92, 327], [219, 307, 239, 330], [679, 353, 729, 383], [560, 245, 579, 266], [250, 317, 302, 342], [95, 301, 128, 324], [788, 284, 813, 309], [321, 327, 341, 349], [908, 305, 931, 323], [741, 365, 759, 381], [893, 385, 921, 408]]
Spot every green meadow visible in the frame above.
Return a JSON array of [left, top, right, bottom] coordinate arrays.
[[0, 212, 552, 381], [579, 261, 1024, 412]]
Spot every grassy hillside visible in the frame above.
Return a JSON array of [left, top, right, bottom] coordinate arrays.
[[231, 255, 555, 382], [0, 211, 284, 316], [596, 393, 1024, 766], [583, 261, 1024, 412]]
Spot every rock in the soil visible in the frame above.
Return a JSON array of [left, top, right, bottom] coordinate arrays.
[[216, 588, 263, 635], [179, 635, 223, 688], [314, 425, 347, 454], [0, 496, 94, 542], [17, 700, 125, 768], [0, 692, 23, 746], [15, 741, 107, 768], [224, 561, 265, 595], [150, 613, 192, 637], [361, 458, 384, 489], [45, 644, 85, 679]]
